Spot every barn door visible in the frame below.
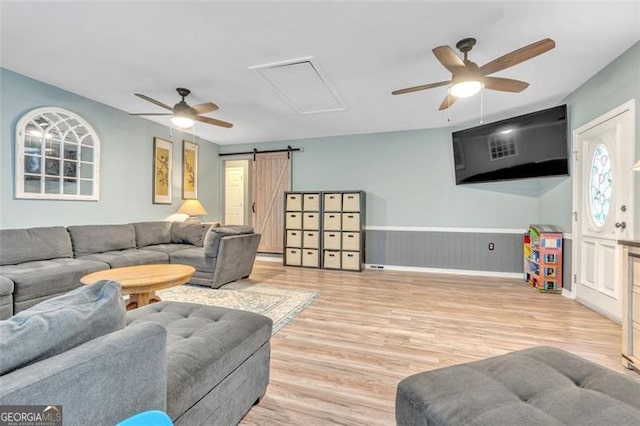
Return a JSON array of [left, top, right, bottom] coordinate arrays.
[[252, 152, 291, 253]]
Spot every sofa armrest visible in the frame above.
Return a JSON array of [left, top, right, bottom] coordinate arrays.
[[203, 226, 255, 258], [0, 322, 167, 425], [211, 233, 261, 288]]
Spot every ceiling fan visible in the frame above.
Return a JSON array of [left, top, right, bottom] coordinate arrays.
[[391, 37, 556, 110], [130, 87, 233, 129]]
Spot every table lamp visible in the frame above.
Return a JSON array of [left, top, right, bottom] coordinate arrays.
[[633, 160, 640, 171], [177, 199, 207, 223]]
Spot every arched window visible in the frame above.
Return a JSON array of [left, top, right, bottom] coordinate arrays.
[[16, 107, 100, 200]]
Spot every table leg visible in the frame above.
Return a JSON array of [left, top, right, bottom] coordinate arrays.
[[149, 291, 162, 304], [127, 292, 151, 310]]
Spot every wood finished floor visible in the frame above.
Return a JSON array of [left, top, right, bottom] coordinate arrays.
[[240, 261, 630, 426]]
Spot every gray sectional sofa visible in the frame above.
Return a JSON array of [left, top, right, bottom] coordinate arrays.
[[0, 280, 272, 426], [0, 221, 261, 318]]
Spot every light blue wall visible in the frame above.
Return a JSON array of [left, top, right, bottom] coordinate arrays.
[[0, 68, 221, 228], [539, 42, 640, 235], [220, 129, 541, 228]]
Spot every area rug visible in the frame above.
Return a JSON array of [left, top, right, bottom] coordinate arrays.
[[156, 282, 318, 334]]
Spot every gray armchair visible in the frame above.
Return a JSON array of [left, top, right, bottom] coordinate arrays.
[[170, 225, 261, 288]]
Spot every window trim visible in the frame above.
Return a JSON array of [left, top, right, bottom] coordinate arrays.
[[15, 107, 100, 200]]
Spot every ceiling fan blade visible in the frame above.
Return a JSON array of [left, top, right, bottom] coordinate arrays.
[[484, 77, 530, 93], [129, 113, 173, 116], [432, 46, 466, 73], [195, 115, 233, 128], [134, 93, 173, 111], [439, 94, 457, 110], [392, 80, 451, 95], [479, 38, 555, 76], [193, 102, 219, 114]]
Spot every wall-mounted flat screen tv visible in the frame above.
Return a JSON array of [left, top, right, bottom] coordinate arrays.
[[452, 104, 568, 185]]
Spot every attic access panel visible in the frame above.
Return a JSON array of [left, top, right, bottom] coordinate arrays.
[[250, 57, 345, 114]]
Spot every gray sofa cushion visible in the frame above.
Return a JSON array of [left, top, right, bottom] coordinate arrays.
[[0, 258, 109, 305], [0, 227, 72, 265], [203, 225, 255, 258], [126, 302, 272, 420], [0, 275, 14, 297], [171, 222, 208, 247], [170, 247, 216, 273], [0, 297, 12, 320], [395, 346, 640, 426], [141, 244, 195, 255], [68, 224, 136, 257], [0, 276, 14, 319], [132, 221, 172, 248], [0, 280, 125, 375], [79, 249, 168, 268]]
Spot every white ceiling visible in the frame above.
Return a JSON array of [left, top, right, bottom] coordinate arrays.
[[1, 1, 639, 145]]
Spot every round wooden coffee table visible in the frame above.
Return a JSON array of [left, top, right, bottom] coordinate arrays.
[[81, 264, 195, 310]]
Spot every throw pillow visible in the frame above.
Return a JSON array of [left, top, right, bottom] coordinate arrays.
[[203, 225, 254, 257], [171, 222, 206, 246], [0, 280, 125, 375]]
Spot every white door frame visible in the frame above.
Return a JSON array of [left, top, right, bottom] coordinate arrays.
[[571, 99, 635, 322]]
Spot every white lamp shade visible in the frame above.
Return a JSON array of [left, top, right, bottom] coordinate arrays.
[[177, 199, 207, 216]]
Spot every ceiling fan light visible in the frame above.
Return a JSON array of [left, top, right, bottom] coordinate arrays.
[[450, 80, 484, 98], [170, 115, 194, 129]]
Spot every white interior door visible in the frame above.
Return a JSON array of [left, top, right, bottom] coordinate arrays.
[[225, 166, 245, 225], [573, 100, 635, 323]]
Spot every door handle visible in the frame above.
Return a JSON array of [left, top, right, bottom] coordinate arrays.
[[615, 221, 626, 230], [252, 202, 256, 213]]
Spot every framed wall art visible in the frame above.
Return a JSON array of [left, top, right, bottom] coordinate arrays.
[[182, 140, 198, 199], [153, 137, 172, 204]]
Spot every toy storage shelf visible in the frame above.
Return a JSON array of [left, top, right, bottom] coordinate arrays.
[[524, 225, 563, 293], [284, 191, 365, 271]]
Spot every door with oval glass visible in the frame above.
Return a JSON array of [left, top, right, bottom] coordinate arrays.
[[572, 100, 635, 323]]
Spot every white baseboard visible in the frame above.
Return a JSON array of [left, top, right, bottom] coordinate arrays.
[[256, 255, 283, 263], [365, 263, 524, 279], [562, 288, 574, 298]]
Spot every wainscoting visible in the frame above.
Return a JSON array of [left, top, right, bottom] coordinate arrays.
[[365, 227, 524, 277]]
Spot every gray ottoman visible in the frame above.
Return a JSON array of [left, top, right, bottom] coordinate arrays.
[[396, 346, 640, 426], [126, 301, 272, 426]]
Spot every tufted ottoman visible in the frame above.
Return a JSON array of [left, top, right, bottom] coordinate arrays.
[[126, 301, 272, 426], [396, 346, 640, 426]]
